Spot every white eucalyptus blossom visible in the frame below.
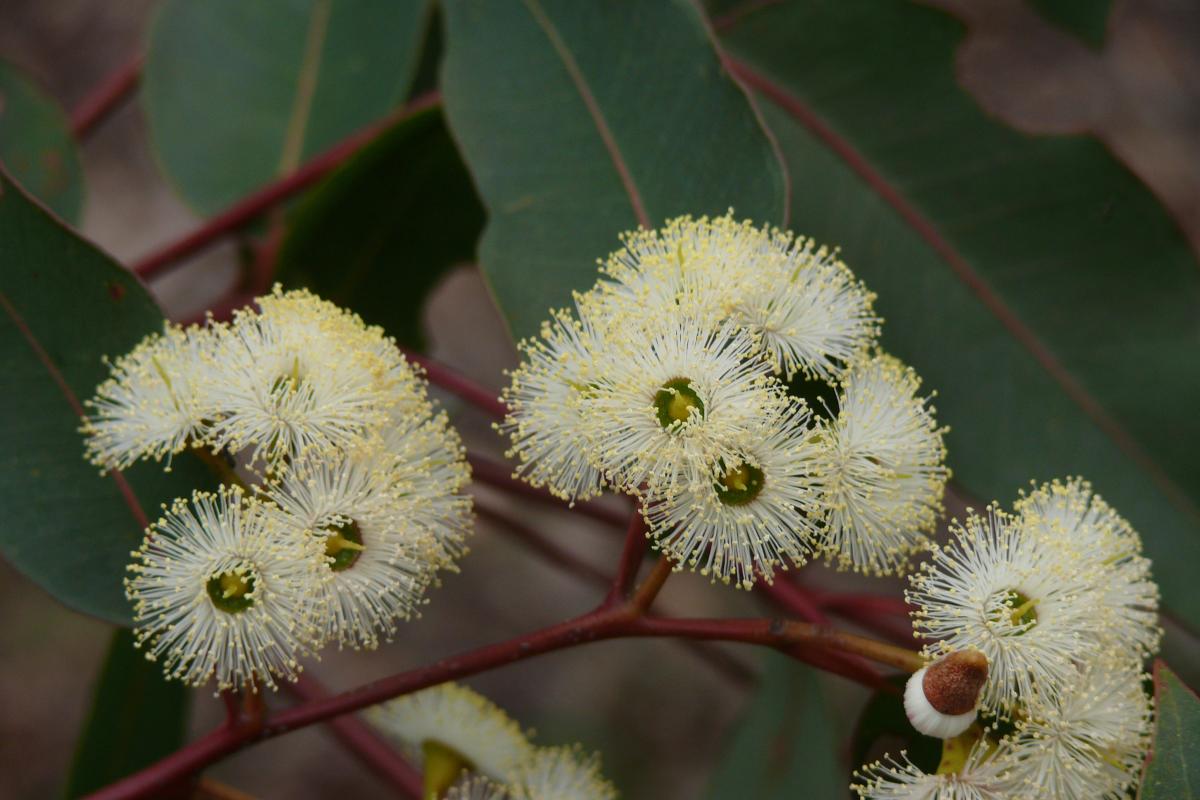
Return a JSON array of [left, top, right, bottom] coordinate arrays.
[[264, 445, 437, 650], [125, 486, 326, 690], [201, 286, 405, 471], [997, 660, 1152, 800], [580, 316, 786, 498], [1016, 477, 1161, 662], [818, 354, 948, 575], [644, 398, 826, 588], [592, 214, 879, 382], [448, 778, 512, 800], [500, 306, 608, 503], [852, 746, 1011, 800], [908, 507, 1105, 715], [368, 683, 534, 784], [373, 401, 474, 569], [729, 232, 878, 382], [82, 321, 217, 471], [513, 745, 618, 800]]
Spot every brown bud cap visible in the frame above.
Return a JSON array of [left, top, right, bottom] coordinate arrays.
[[923, 650, 988, 715]]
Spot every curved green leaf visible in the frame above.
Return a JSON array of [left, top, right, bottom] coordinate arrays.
[[0, 169, 212, 624], [144, 0, 430, 216], [1028, 0, 1112, 49], [715, 0, 1200, 625], [441, 0, 787, 339], [63, 628, 189, 797], [0, 61, 83, 223], [707, 653, 843, 798], [276, 107, 484, 349], [1142, 661, 1200, 799]]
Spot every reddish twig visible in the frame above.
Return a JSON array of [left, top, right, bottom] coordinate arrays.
[[402, 350, 508, 420], [603, 510, 649, 607], [477, 498, 756, 687], [71, 54, 144, 137], [287, 675, 423, 798], [758, 577, 827, 624], [628, 556, 673, 612], [85, 596, 920, 799], [131, 92, 440, 280], [757, 579, 889, 685], [467, 452, 630, 529]]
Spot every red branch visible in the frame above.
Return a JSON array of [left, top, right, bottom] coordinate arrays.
[[604, 510, 649, 607], [71, 54, 144, 137], [477, 498, 756, 687], [131, 92, 440, 280], [287, 675, 423, 798], [402, 349, 508, 420], [467, 452, 630, 529], [84, 598, 921, 800]]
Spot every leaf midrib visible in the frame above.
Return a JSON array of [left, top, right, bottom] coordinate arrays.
[[520, 0, 651, 228], [0, 204, 150, 531], [277, 0, 333, 176]]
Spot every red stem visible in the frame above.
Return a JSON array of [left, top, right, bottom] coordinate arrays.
[[85, 601, 919, 800], [467, 452, 630, 528], [287, 675, 423, 798], [757, 579, 891, 685], [603, 510, 649, 607], [71, 54, 144, 137], [402, 349, 508, 419], [758, 578, 827, 624], [131, 92, 440, 280], [477, 498, 756, 687]]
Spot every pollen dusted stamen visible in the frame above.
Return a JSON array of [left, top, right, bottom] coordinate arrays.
[[323, 519, 365, 572], [654, 378, 705, 429], [206, 568, 257, 613]]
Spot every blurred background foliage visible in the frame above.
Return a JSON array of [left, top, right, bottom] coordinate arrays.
[[1, 0, 1198, 797]]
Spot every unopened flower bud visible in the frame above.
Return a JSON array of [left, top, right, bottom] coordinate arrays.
[[904, 649, 988, 739]]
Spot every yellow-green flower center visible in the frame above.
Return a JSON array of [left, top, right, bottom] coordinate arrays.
[[323, 519, 365, 572], [206, 568, 257, 614], [654, 378, 704, 429], [269, 355, 305, 399], [422, 739, 474, 800], [716, 463, 765, 506], [995, 589, 1038, 630]]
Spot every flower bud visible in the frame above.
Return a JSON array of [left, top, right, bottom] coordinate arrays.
[[904, 649, 988, 738]]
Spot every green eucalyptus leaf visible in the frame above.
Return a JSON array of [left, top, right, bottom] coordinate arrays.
[[0, 60, 84, 223], [1141, 661, 1200, 798], [440, 0, 787, 340], [1028, 0, 1112, 49], [0, 168, 212, 625], [144, 0, 431, 216], [715, 0, 1200, 626], [276, 107, 483, 349], [63, 628, 189, 797], [707, 652, 844, 798]]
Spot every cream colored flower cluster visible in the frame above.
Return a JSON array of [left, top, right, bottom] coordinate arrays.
[[368, 683, 618, 800], [501, 214, 949, 586], [84, 287, 472, 690], [854, 478, 1159, 799]]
